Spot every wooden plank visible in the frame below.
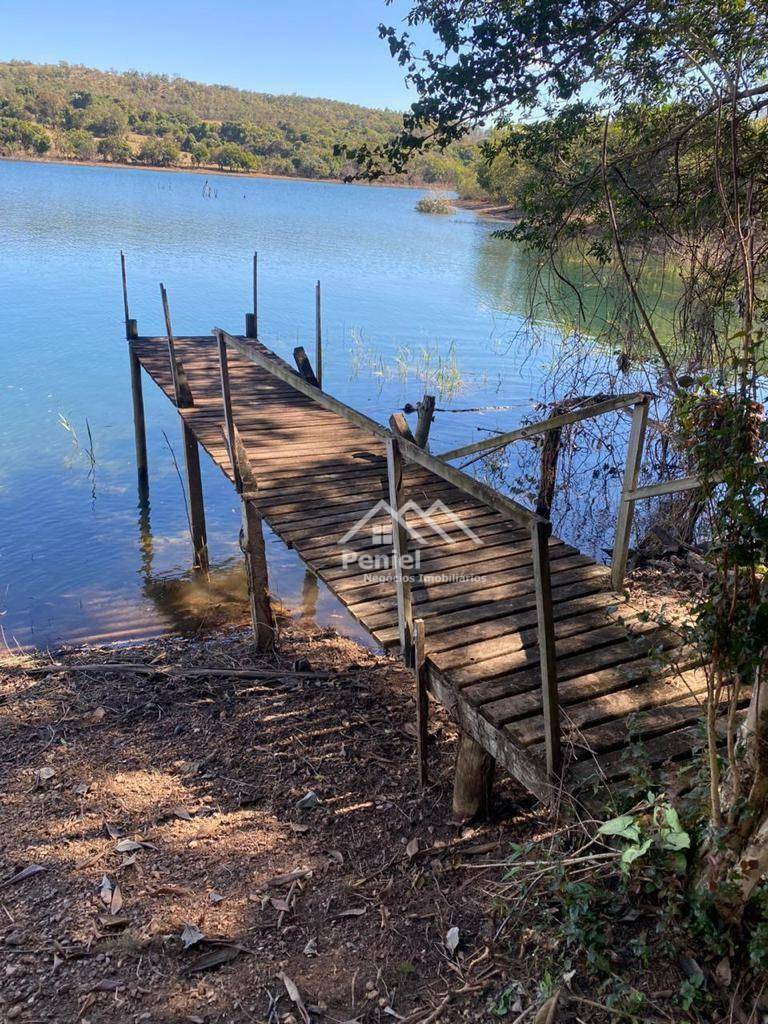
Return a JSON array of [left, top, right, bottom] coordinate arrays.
[[439, 393, 648, 461], [516, 665, 709, 747], [371, 567, 611, 642], [470, 631, 677, 721], [349, 553, 596, 623]]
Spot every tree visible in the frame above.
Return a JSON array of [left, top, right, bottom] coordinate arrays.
[[212, 142, 257, 171], [97, 134, 131, 163], [352, 1, 768, 923]]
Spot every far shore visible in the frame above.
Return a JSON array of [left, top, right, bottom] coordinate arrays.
[[0, 152, 427, 190], [453, 197, 518, 222]]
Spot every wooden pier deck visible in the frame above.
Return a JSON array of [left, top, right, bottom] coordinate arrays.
[[126, 326, 712, 806]]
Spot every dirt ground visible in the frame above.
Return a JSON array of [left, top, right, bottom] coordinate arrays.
[[0, 618, 550, 1024]]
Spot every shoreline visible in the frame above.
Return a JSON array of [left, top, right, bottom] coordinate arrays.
[[453, 196, 519, 222], [0, 152, 426, 190]]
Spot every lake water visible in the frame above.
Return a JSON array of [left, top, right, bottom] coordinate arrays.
[[0, 159, 634, 649]]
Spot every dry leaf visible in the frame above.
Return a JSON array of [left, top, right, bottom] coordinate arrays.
[[279, 971, 310, 1024], [104, 823, 123, 840], [99, 875, 113, 907], [182, 944, 241, 974], [170, 806, 192, 821], [115, 839, 143, 853], [265, 868, 312, 888], [1, 863, 46, 889], [715, 957, 732, 987], [110, 883, 123, 915], [327, 850, 344, 865], [181, 922, 205, 949], [88, 978, 120, 992], [289, 823, 309, 834], [405, 838, 420, 860], [303, 938, 318, 956], [116, 837, 157, 853], [334, 907, 366, 919], [97, 914, 129, 930], [74, 782, 89, 796], [208, 891, 225, 904], [35, 766, 56, 787], [270, 898, 291, 913], [533, 989, 560, 1024], [445, 926, 460, 954], [296, 790, 318, 810]]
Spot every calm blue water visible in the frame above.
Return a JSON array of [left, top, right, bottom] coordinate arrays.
[[0, 159, 609, 648]]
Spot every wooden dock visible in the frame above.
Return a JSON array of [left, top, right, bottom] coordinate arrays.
[[124, 296, 712, 806]]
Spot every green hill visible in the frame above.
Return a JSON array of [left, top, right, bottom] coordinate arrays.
[[0, 60, 478, 186]]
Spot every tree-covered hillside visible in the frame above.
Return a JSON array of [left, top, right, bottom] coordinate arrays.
[[0, 61, 479, 186]]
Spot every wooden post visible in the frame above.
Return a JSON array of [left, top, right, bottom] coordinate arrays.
[[293, 346, 320, 387], [160, 283, 193, 408], [245, 251, 258, 338], [315, 280, 323, 389], [611, 396, 650, 591], [120, 251, 138, 340], [531, 518, 561, 777], [216, 330, 242, 493], [181, 421, 209, 573], [121, 252, 148, 499], [453, 736, 495, 820], [215, 331, 274, 648], [414, 394, 436, 449], [413, 618, 429, 787], [385, 435, 414, 665], [241, 496, 276, 650]]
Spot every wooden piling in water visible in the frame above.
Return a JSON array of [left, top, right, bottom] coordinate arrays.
[[121, 252, 149, 500], [245, 252, 258, 338]]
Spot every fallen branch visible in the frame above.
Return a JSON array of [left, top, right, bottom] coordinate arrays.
[[0, 662, 341, 681]]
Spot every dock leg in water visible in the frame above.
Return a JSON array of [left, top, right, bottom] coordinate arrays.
[[181, 422, 209, 572], [453, 735, 496, 820], [128, 340, 149, 504], [240, 497, 275, 650]]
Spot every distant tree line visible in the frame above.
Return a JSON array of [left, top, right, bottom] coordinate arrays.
[[0, 61, 480, 186]]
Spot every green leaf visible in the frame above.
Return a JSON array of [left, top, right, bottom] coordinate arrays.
[[598, 814, 641, 842], [621, 838, 652, 868]]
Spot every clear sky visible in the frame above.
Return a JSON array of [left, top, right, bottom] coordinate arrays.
[[0, 0, 432, 111]]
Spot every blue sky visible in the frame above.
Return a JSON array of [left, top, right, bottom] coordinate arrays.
[[0, 0, 432, 110]]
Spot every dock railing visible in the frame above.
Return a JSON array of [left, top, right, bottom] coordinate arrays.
[[214, 328, 563, 777], [439, 392, 652, 592]]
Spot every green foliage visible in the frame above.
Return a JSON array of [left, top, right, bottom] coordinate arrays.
[[0, 60, 478, 186], [0, 116, 50, 154]]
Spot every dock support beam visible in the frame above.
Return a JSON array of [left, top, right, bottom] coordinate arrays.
[[216, 329, 275, 649], [611, 396, 650, 591], [413, 618, 429, 787], [181, 423, 209, 572], [121, 252, 149, 502]]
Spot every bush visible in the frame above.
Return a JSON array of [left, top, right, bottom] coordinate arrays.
[[415, 193, 453, 214]]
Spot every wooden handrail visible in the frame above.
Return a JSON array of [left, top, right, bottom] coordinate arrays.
[[626, 459, 768, 501], [439, 392, 650, 462]]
